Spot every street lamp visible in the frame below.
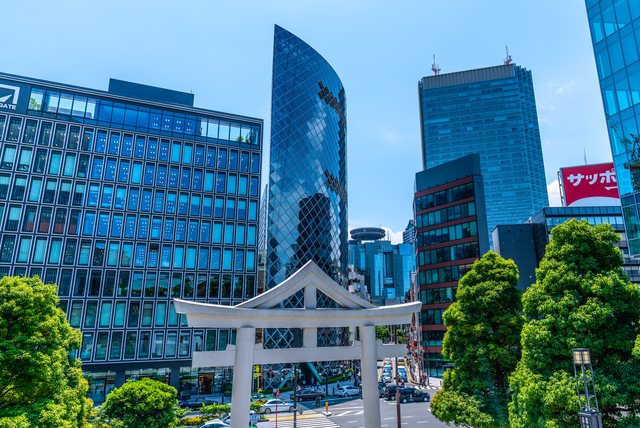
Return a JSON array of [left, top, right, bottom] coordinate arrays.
[[572, 348, 602, 428]]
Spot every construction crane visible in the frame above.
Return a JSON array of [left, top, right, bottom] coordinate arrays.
[[504, 46, 512, 65], [431, 55, 441, 75]]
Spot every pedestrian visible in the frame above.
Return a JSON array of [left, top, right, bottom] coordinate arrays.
[[303, 379, 306, 387], [337, 380, 340, 390]]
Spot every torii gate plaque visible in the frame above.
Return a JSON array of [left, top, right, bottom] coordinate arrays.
[[175, 261, 420, 428]]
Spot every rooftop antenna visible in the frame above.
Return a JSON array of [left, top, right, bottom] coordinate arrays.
[[431, 55, 441, 75], [584, 148, 588, 165], [504, 46, 512, 65]]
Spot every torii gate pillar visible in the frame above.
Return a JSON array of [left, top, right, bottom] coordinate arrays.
[[230, 327, 255, 428], [361, 325, 381, 428]]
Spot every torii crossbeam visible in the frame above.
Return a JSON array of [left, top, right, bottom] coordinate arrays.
[[175, 261, 420, 428]]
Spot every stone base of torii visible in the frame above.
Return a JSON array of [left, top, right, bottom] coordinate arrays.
[[175, 261, 420, 428]]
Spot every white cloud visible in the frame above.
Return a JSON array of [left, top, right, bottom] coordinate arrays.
[[381, 227, 404, 245], [547, 179, 562, 207], [548, 79, 576, 96]]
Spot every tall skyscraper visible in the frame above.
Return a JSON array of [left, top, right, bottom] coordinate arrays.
[[263, 25, 348, 390], [266, 25, 348, 291], [418, 64, 549, 246], [0, 73, 263, 401], [585, 0, 640, 255]]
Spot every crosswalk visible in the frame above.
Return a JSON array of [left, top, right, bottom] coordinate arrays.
[[258, 416, 341, 427]]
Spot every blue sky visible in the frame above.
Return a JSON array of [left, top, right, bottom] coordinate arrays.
[[5, 0, 608, 243]]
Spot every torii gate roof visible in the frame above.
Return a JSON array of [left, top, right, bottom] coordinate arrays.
[[174, 261, 421, 329]]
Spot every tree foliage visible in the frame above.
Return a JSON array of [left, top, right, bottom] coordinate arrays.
[[375, 325, 390, 342], [509, 219, 640, 428], [100, 378, 178, 428], [430, 251, 524, 428], [0, 276, 91, 428]]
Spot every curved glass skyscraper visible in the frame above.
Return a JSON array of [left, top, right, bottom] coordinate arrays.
[[266, 25, 348, 292]]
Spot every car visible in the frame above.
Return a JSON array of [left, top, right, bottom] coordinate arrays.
[[179, 397, 207, 408], [378, 382, 386, 397], [260, 399, 296, 413], [196, 418, 230, 428], [222, 410, 261, 426], [292, 388, 326, 401], [203, 397, 219, 405], [383, 385, 398, 400], [336, 386, 360, 397], [398, 387, 430, 403], [250, 392, 273, 403]]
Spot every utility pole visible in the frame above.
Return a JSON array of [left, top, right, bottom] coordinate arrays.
[[395, 328, 401, 428], [293, 365, 298, 428]]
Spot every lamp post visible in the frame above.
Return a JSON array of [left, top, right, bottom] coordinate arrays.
[[572, 348, 602, 428]]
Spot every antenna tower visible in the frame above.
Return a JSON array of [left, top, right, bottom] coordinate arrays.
[[431, 55, 441, 75], [504, 46, 512, 65]]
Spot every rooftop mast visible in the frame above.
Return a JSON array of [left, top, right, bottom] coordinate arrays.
[[431, 55, 441, 75], [504, 46, 512, 65]]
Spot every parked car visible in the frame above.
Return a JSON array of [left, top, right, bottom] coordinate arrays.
[[250, 393, 273, 403], [398, 387, 430, 403], [221, 410, 261, 427], [378, 382, 386, 397], [383, 385, 398, 400], [260, 399, 296, 413], [203, 396, 219, 405], [336, 386, 360, 397], [292, 388, 326, 401], [196, 419, 229, 428], [180, 397, 207, 408]]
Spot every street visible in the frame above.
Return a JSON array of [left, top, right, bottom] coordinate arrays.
[[255, 357, 454, 428]]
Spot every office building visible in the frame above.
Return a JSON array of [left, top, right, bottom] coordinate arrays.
[[403, 219, 415, 244], [0, 73, 263, 401], [348, 227, 415, 305], [265, 24, 348, 290], [418, 64, 549, 246], [413, 154, 490, 377], [493, 205, 640, 287], [263, 25, 348, 390], [585, 0, 640, 255]]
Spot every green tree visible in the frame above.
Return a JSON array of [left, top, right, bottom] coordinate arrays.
[[375, 325, 390, 342], [430, 251, 524, 428], [395, 329, 405, 344], [509, 219, 640, 428], [0, 276, 91, 428], [100, 378, 178, 428]]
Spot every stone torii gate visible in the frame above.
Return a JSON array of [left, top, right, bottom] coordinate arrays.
[[174, 261, 421, 428]]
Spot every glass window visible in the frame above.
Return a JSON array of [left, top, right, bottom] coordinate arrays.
[[22, 120, 37, 144], [17, 148, 32, 172], [147, 138, 157, 159], [87, 184, 99, 207], [92, 242, 105, 266], [110, 332, 123, 359], [251, 154, 260, 173], [33, 149, 47, 174], [171, 142, 181, 162], [105, 159, 117, 181], [94, 332, 108, 361], [1, 146, 16, 170], [38, 122, 52, 146], [131, 163, 142, 184], [166, 331, 177, 356], [53, 124, 66, 147], [248, 225, 256, 246], [169, 167, 179, 188], [157, 165, 167, 187], [128, 302, 140, 328], [224, 224, 234, 245], [240, 152, 249, 171], [69, 302, 83, 328], [152, 332, 164, 358], [80, 333, 93, 360], [216, 172, 226, 193], [213, 223, 222, 244], [203, 196, 212, 217], [214, 197, 224, 218], [84, 301, 98, 328], [121, 134, 133, 156], [124, 332, 137, 359], [16, 237, 31, 263], [81, 128, 94, 151], [156, 302, 166, 326], [101, 185, 113, 208], [114, 302, 126, 326], [78, 241, 91, 265], [11, 177, 26, 201], [173, 246, 184, 269], [166, 192, 176, 213], [223, 249, 232, 271], [179, 332, 190, 357], [95, 130, 107, 153], [107, 243, 119, 266], [115, 187, 126, 209]]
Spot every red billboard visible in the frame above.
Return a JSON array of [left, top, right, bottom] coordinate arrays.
[[560, 163, 620, 207]]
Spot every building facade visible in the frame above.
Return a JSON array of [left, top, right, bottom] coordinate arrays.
[[0, 73, 263, 401], [493, 205, 640, 286], [403, 219, 415, 244], [418, 64, 548, 246], [348, 233, 415, 305], [265, 25, 348, 291], [413, 154, 490, 377], [263, 25, 348, 390], [585, 0, 640, 255]]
